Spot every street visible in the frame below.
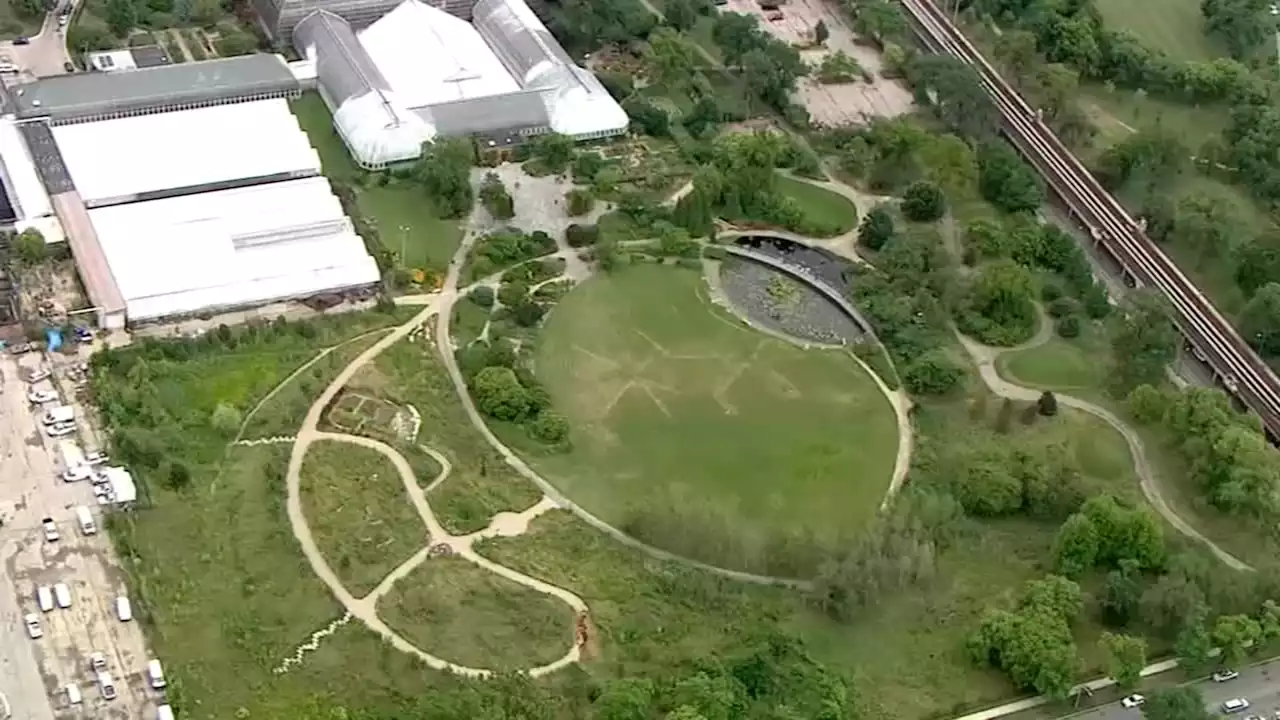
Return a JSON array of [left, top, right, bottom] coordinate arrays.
[[0, 348, 157, 719], [1075, 662, 1280, 720], [1, 0, 74, 85]]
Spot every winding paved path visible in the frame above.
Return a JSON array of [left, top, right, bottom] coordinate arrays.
[[958, 327, 1252, 572], [278, 299, 589, 677]]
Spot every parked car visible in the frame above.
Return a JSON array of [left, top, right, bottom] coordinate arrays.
[[1224, 699, 1251, 714], [46, 422, 77, 437], [1214, 669, 1240, 682], [61, 466, 93, 483], [25, 368, 50, 383], [41, 517, 58, 542], [115, 596, 132, 622], [35, 585, 52, 612], [24, 613, 42, 638], [83, 451, 108, 465], [53, 583, 70, 609], [147, 659, 166, 689], [27, 389, 58, 404], [73, 326, 92, 342], [13, 36, 30, 45], [1121, 695, 1145, 709], [96, 672, 116, 700], [9, 341, 33, 353], [62, 60, 73, 72], [89, 652, 106, 672]]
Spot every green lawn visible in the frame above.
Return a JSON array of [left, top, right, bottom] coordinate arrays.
[[0, 0, 42, 38], [776, 174, 860, 236], [1094, 0, 1220, 61], [343, 336, 544, 534], [377, 556, 576, 670], [291, 93, 464, 273], [522, 264, 899, 576], [299, 439, 428, 597], [998, 332, 1110, 397]]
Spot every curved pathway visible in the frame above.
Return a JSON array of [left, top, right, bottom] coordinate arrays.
[[281, 300, 589, 677], [957, 329, 1252, 572]]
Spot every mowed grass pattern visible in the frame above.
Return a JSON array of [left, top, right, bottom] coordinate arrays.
[[1094, 0, 1219, 61], [299, 440, 427, 597], [378, 556, 576, 670], [531, 265, 898, 572]]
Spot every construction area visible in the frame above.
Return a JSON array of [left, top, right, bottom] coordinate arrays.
[[719, 0, 913, 126]]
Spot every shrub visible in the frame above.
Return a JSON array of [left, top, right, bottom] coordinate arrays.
[[1048, 297, 1077, 319], [566, 188, 595, 217], [469, 286, 495, 308], [565, 223, 600, 247], [1055, 315, 1081, 338], [901, 181, 947, 222], [903, 349, 964, 395], [529, 410, 570, 445]]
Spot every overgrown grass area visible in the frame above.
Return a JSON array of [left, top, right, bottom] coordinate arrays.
[[523, 264, 898, 576], [0, 0, 41, 38], [291, 93, 464, 273], [342, 333, 544, 534], [775, 174, 859, 237], [377, 556, 576, 670], [91, 309, 448, 718], [299, 439, 427, 597], [1093, 0, 1220, 61]]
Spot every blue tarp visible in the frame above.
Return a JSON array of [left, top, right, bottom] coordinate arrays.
[[45, 329, 61, 352]]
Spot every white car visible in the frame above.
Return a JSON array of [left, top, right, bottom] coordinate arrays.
[[41, 517, 58, 542], [1214, 669, 1240, 682], [1224, 698, 1251, 713], [24, 613, 42, 639], [89, 652, 106, 672], [46, 422, 77, 437], [61, 466, 93, 482], [53, 583, 71, 609], [27, 389, 57, 404], [25, 369, 50, 383], [83, 451, 108, 466], [1121, 694, 1145, 709], [115, 596, 132, 622]]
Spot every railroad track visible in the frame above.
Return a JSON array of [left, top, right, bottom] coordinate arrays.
[[899, 0, 1280, 436]]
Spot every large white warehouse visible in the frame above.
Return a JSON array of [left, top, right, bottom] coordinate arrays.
[[52, 99, 322, 207], [88, 177, 379, 322], [294, 0, 629, 168]]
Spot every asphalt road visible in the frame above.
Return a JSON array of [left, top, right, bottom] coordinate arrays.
[[1078, 662, 1280, 720]]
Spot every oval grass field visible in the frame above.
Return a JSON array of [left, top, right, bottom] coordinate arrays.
[[523, 264, 899, 575]]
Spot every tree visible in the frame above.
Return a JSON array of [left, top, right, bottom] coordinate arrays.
[[1082, 495, 1165, 570], [663, 0, 700, 31], [1233, 236, 1280, 296], [210, 403, 242, 435], [1052, 513, 1099, 578], [1239, 282, 1280, 357], [565, 188, 594, 217], [902, 349, 964, 395], [1101, 632, 1146, 689], [645, 28, 700, 89], [673, 187, 715, 238], [959, 259, 1038, 345], [565, 223, 599, 248], [849, 0, 906, 42], [559, 0, 656, 48], [414, 138, 475, 218], [1174, 610, 1214, 671], [1126, 384, 1171, 425], [471, 366, 531, 422], [216, 24, 258, 56], [968, 576, 1081, 698], [511, 301, 545, 328], [164, 461, 192, 491], [740, 43, 807, 111], [1202, 0, 1273, 59], [858, 204, 895, 250], [901, 181, 947, 222], [594, 678, 656, 720], [1142, 687, 1214, 720], [190, 0, 220, 25], [814, 18, 829, 44], [711, 12, 766, 65], [529, 410, 569, 444], [1261, 599, 1280, 642], [623, 97, 672, 137], [479, 172, 515, 220], [954, 447, 1024, 516], [67, 14, 115, 53], [469, 286, 495, 308], [531, 134, 575, 174], [909, 55, 997, 140], [1102, 562, 1142, 626], [1213, 614, 1262, 669], [1167, 194, 1242, 262], [105, 0, 139, 35], [1110, 290, 1179, 395], [13, 228, 45, 265], [978, 141, 1044, 214], [1037, 391, 1058, 416]]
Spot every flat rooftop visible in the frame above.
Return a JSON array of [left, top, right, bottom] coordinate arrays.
[[12, 55, 299, 121]]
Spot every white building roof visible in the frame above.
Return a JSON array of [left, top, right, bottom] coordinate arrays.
[[358, 0, 520, 107], [102, 466, 137, 504], [52, 99, 322, 206], [0, 118, 52, 220], [88, 177, 380, 322]]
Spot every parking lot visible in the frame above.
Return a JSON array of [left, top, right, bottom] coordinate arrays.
[[0, 348, 159, 719]]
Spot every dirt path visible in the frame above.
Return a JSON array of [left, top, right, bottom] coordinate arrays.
[[957, 329, 1252, 572], [272, 297, 590, 677]]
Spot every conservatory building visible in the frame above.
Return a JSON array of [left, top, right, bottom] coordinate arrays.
[[293, 0, 629, 168]]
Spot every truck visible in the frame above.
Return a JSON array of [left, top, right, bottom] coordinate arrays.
[[42, 406, 74, 426]]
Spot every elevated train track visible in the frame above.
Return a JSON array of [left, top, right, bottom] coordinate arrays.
[[899, 0, 1280, 437]]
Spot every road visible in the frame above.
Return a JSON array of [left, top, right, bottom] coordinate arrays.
[[1078, 663, 1280, 720], [3, 0, 74, 84]]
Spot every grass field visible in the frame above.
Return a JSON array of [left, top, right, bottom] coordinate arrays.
[[997, 330, 1111, 398], [777, 174, 859, 236], [523, 264, 898, 575], [92, 310, 454, 717], [291, 94, 464, 273], [343, 335, 544, 534], [0, 0, 41, 38], [1093, 0, 1220, 61], [378, 556, 576, 670], [299, 439, 428, 597]]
